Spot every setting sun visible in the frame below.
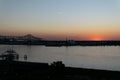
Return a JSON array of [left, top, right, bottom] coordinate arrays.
[[90, 37, 104, 41]]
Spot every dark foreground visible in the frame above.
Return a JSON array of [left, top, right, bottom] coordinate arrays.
[[0, 60, 120, 80]]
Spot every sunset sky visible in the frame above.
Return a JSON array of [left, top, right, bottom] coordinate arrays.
[[0, 0, 120, 40]]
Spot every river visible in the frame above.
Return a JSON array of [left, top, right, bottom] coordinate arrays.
[[0, 45, 120, 71]]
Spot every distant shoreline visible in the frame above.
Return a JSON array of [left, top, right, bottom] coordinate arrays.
[[0, 40, 120, 46], [1, 34, 120, 46]]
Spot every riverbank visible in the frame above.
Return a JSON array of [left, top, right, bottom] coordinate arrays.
[[0, 60, 120, 80]]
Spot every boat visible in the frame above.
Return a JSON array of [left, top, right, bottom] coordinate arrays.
[[0, 49, 19, 61]]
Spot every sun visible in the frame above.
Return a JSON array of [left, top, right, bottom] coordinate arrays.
[[90, 37, 103, 41]]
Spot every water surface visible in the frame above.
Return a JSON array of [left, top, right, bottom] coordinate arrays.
[[0, 45, 120, 71]]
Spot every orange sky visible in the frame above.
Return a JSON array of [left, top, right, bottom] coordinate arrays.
[[0, 0, 120, 40]]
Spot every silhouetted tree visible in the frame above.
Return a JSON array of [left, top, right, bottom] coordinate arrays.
[[50, 61, 65, 80]]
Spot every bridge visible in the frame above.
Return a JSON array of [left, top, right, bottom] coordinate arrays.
[[0, 34, 42, 42]]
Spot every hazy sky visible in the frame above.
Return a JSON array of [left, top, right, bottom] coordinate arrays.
[[1, 0, 120, 40]]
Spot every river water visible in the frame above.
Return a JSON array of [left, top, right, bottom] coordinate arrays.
[[0, 45, 120, 71]]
